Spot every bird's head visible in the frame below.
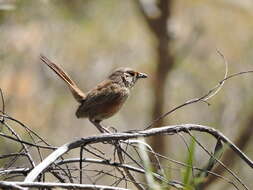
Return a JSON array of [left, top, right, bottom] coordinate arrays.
[[109, 67, 147, 88]]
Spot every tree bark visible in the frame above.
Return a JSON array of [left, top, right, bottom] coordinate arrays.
[[136, 0, 175, 154]]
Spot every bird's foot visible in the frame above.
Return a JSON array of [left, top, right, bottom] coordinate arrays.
[[107, 126, 118, 133]]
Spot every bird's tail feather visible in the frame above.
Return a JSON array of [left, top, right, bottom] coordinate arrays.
[[40, 54, 86, 103]]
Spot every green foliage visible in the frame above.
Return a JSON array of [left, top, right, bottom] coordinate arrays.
[[182, 138, 196, 190], [139, 139, 163, 190]]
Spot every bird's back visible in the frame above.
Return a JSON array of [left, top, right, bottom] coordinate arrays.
[[75, 80, 129, 120]]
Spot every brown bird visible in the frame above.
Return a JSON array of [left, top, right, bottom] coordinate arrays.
[[40, 55, 147, 133]]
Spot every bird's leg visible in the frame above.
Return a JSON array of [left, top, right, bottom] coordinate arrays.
[[90, 119, 111, 133]]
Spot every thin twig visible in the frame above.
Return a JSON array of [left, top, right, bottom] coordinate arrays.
[[187, 131, 249, 190], [79, 146, 84, 184], [3, 122, 35, 168], [0, 88, 5, 123], [0, 113, 51, 146], [116, 142, 145, 190], [0, 181, 129, 190], [0, 132, 56, 150], [144, 52, 253, 130]]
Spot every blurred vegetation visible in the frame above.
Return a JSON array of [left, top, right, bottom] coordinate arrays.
[[0, 0, 252, 189]]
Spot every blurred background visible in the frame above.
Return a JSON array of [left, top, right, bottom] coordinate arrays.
[[0, 0, 252, 189]]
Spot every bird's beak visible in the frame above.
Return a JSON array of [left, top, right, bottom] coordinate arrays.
[[137, 72, 148, 79]]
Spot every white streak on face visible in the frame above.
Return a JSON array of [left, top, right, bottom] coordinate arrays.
[[123, 72, 136, 88]]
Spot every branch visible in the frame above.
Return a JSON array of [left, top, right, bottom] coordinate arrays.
[[24, 124, 253, 183], [0, 113, 52, 146], [0, 132, 55, 150], [56, 157, 183, 188], [202, 114, 253, 188], [0, 181, 24, 190], [0, 181, 128, 190], [116, 143, 145, 190], [145, 69, 253, 130], [0, 168, 30, 176], [56, 158, 144, 174], [0, 89, 5, 122]]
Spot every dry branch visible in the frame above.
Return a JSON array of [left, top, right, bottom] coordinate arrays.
[[1, 58, 253, 189], [0, 181, 128, 190], [24, 124, 252, 186]]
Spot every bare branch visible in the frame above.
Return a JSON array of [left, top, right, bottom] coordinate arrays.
[[145, 69, 253, 130], [0, 168, 30, 176], [0, 132, 55, 150], [116, 143, 145, 190], [0, 88, 5, 122], [187, 131, 248, 190], [3, 122, 35, 168], [0, 181, 24, 190], [24, 124, 253, 184], [0, 113, 51, 146], [0, 181, 128, 190]]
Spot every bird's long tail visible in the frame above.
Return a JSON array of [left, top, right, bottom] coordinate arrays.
[[40, 54, 86, 103]]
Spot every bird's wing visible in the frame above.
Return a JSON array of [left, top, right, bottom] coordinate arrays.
[[76, 80, 127, 117], [83, 80, 123, 108]]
